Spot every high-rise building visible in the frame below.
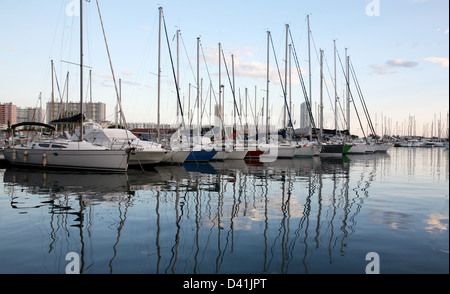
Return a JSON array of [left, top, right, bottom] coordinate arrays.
[[16, 107, 45, 124], [46, 101, 106, 124], [0, 102, 17, 126], [300, 102, 310, 129]]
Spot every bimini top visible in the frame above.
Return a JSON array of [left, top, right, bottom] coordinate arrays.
[[11, 122, 56, 131]]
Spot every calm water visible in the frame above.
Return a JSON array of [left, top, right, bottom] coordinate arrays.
[[0, 147, 448, 274]]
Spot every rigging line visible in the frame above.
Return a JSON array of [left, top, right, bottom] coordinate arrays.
[[95, 0, 130, 141], [323, 52, 347, 131], [180, 32, 198, 87], [310, 36, 339, 127], [349, 63, 370, 124], [322, 54, 339, 124], [220, 49, 243, 128], [199, 43, 219, 107], [349, 60, 376, 136], [246, 88, 257, 127], [161, 10, 187, 131], [309, 27, 345, 133], [334, 50, 351, 129], [40, 1, 66, 96], [288, 28, 317, 132], [268, 33, 296, 138], [335, 53, 367, 140], [52, 67, 67, 119], [199, 43, 229, 136], [200, 82, 211, 121]]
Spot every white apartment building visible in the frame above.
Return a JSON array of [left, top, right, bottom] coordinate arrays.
[[46, 101, 106, 124]]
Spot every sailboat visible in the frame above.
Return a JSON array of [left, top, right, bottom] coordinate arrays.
[[157, 9, 215, 163], [262, 30, 297, 160], [4, 0, 130, 172], [76, 121, 166, 166], [4, 122, 130, 172], [288, 17, 321, 158], [184, 36, 218, 162], [156, 8, 190, 164], [318, 49, 343, 158]]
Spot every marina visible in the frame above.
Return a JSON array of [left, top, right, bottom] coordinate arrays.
[[0, 147, 448, 274], [0, 1, 448, 283]]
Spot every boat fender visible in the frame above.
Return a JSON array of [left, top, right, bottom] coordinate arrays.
[[43, 153, 47, 166], [12, 149, 16, 161], [23, 150, 28, 163]]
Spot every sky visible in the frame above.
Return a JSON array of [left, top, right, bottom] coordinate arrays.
[[0, 0, 448, 138]]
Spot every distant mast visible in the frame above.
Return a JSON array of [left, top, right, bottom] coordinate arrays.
[[334, 39, 338, 136], [157, 7, 162, 143], [346, 48, 350, 139], [79, 0, 84, 141], [266, 31, 270, 143], [320, 49, 324, 140], [284, 24, 289, 129], [307, 15, 312, 141]]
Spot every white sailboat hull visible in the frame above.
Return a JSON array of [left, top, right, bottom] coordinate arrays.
[[161, 150, 190, 164], [347, 143, 369, 154], [365, 144, 377, 153], [276, 145, 296, 158], [80, 125, 167, 166], [259, 144, 296, 161], [374, 143, 392, 153], [129, 149, 166, 165], [295, 145, 320, 157], [4, 145, 128, 172], [212, 150, 231, 160], [226, 150, 247, 160]]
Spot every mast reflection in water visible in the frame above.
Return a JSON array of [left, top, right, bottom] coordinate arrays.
[[0, 148, 448, 274]]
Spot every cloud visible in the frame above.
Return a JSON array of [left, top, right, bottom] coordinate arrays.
[[370, 64, 394, 75], [199, 45, 304, 85], [93, 72, 113, 81], [371, 58, 418, 75], [121, 70, 134, 76], [445, 28, 449, 34], [5, 42, 17, 51], [424, 57, 449, 68], [386, 59, 418, 68], [140, 25, 151, 31]]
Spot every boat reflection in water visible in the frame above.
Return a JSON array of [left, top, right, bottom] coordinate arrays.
[[2, 149, 447, 274]]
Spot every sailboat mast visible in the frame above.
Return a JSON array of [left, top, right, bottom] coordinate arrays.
[[307, 15, 312, 140], [218, 42, 222, 122], [232, 54, 236, 133], [197, 36, 200, 139], [157, 7, 162, 143], [89, 69, 93, 120], [320, 49, 324, 140], [289, 44, 292, 129], [334, 39, 337, 135], [346, 48, 350, 138], [51, 59, 55, 122], [284, 24, 289, 129], [266, 31, 270, 143], [176, 29, 180, 121], [79, 0, 84, 141]]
